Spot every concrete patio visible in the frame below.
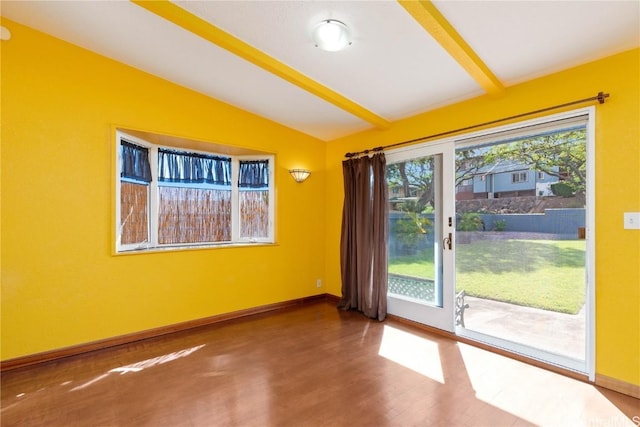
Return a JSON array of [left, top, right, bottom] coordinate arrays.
[[463, 296, 585, 360], [388, 274, 586, 361]]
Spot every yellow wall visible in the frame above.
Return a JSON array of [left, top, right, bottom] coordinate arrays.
[[324, 49, 640, 386], [2, 17, 639, 390], [0, 19, 326, 360]]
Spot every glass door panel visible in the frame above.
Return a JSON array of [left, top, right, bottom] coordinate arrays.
[[386, 145, 455, 332], [454, 122, 589, 371]]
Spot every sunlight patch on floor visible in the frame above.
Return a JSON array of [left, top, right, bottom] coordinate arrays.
[[457, 343, 635, 426], [71, 344, 206, 391], [378, 325, 444, 383]]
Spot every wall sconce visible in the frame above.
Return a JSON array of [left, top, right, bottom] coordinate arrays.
[[289, 169, 311, 183], [0, 26, 12, 41]]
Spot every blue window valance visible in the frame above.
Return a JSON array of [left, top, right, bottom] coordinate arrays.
[[158, 149, 231, 186], [239, 160, 269, 188], [121, 140, 152, 183]]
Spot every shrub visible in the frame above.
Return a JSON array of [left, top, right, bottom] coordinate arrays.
[[551, 182, 575, 197], [493, 219, 507, 231], [459, 212, 483, 231], [393, 213, 431, 246]]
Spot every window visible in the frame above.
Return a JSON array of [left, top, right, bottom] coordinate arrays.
[[537, 171, 545, 180], [116, 131, 274, 252], [511, 171, 528, 183]]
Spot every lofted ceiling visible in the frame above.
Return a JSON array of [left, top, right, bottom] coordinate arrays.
[[1, 1, 639, 141]]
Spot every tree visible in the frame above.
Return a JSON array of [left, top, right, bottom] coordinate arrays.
[[484, 129, 587, 194], [388, 127, 587, 211], [455, 148, 491, 187], [387, 149, 493, 212], [387, 158, 435, 212]]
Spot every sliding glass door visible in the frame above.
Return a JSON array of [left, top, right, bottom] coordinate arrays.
[[385, 109, 594, 376]]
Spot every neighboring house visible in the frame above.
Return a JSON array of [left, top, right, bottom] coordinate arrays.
[[456, 161, 560, 200], [388, 185, 419, 211]]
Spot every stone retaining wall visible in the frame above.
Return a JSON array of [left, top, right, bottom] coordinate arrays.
[[456, 195, 585, 214]]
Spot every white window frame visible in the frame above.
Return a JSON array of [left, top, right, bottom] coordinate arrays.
[[511, 171, 528, 183], [235, 155, 275, 244], [115, 131, 275, 253]]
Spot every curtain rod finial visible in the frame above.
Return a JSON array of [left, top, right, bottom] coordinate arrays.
[[597, 92, 609, 104]]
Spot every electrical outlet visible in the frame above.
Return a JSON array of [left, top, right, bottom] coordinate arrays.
[[316, 279, 322, 288], [624, 212, 640, 230]]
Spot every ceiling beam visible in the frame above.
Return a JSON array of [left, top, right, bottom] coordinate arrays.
[[131, 0, 391, 130], [398, 0, 505, 96]]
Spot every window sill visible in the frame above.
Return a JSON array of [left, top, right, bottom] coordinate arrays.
[[115, 241, 277, 255]]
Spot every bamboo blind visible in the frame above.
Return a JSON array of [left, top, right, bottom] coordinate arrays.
[[158, 187, 231, 244], [121, 185, 268, 246], [121, 182, 149, 244], [240, 190, 269, 238]]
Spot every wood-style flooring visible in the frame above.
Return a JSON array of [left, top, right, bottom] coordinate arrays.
[[1, 302, 638, 426]]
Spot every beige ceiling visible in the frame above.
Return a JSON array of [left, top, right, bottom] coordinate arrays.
[[1, 1, 639, 141]]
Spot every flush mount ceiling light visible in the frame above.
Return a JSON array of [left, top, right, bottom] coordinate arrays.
[[313, 19, 351, 52]]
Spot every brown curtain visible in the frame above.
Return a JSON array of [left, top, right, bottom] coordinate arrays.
[[338, 153, 389, 321]]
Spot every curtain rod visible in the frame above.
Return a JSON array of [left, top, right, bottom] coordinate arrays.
[[344, 91, 609, 158]]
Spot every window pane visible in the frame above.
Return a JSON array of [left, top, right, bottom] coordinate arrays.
[[158, 149, 231, 185], [121, 142, 152, 182], [120, 181, 149, 245], [387, 155, 443, 307], [455, 126, 587, 360], [158, 187, 231, 244], [240, 190, 269, 238], [239, 160, 269, 188]]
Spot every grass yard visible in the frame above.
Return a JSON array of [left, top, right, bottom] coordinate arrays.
[[388, 239, 585, 314], [388, 252, 436, 280]]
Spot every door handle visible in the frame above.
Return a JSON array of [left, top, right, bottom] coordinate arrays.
[[443, 233, 452, 250]]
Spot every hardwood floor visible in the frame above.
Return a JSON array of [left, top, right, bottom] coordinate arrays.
[[1, 302, 638, 426]]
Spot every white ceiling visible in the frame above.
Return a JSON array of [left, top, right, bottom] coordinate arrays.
[[1, 1, 639, 141]]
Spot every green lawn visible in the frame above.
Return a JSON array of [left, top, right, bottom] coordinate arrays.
[[388, 251, 436, 280], [388, 239, 585, 314]]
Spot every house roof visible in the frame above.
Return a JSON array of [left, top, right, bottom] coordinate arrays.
[[2, 1, 638, 141], [473, 160, 532, 176]]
